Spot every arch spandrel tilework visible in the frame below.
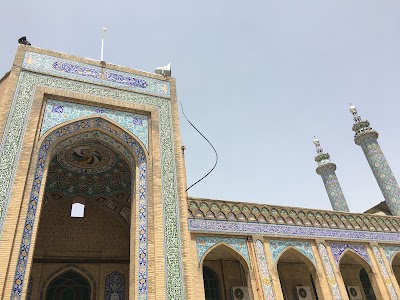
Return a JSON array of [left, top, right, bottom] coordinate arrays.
[[11, 120, 147, 300], [372, 246, 399, 300], [269, 240, 316, 266], [329, 243, 372, 266], [41, 99, 148, 148], [195, 236, 250, 265], [254, 240, 275, 300], [0, 60, 184, 299], [318, 243, 342, 300], [382, 245, 400, 264]]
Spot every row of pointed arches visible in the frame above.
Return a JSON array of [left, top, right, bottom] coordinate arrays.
[[201, 242, 400, 300]]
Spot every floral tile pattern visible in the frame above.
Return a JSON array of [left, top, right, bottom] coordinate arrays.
[[255, 240, 275, 300], [269, 240, 316, 265], [188, 219, 400, 243], [318, 243, 342, 300], [196, 236, 249, 264], [318, 167, 349, 212], [105, 271, 125, 300], [23, 52, 170, 98], [41, 99, 148, 148], [329, 243, 371, 266], [372, 246, 398, 300]]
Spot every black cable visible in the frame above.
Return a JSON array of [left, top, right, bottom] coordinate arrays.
[[179, 100, 218, 191]]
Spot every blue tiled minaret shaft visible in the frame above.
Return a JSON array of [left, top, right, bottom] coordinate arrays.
[[350, 105, 400, 216], [314, 138, 350, 212]]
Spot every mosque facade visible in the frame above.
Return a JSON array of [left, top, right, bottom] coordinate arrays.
[[0, 44, 400, 300]]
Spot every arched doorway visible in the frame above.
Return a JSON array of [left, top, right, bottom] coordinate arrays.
[[203, 266, 220, 300], [277, 248, 322, 300], [12, 118, 149, 300], [391, 253, 400, 288], [339, 251, 381, 300], [45, 270, 91, 300], [202, 244, 251, 300]]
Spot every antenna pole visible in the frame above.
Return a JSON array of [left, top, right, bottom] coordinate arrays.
[[101, 27, 107, 62]]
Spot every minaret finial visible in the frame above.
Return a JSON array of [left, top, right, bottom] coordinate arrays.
[[349, 104, 362, 123], [313, 137, 323, 155], [313, 137, 330, 165]]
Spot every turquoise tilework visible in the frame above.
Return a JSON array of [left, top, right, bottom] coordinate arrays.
[[22, 52, 170, 98], [41, 99, 148, 148], [382, 245, 400, 264], [196, 236, 250, 265], [269, 240, 316, 265]]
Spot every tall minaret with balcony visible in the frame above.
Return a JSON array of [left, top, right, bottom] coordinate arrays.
[[350, 105, 400, 216], [314, 137, 350, 212]]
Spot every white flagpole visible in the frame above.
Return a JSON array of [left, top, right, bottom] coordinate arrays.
[[101, 27, 107, 61]]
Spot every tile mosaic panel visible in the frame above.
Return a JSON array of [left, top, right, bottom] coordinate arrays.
[[382, 245, 400, 264], [318, 167, 349, 212], [11, 120, 148, 300], [196, 236, 249, 264], [188, 219, 400, 243], [0, 68, 183, 299], [105, 271, 125, 300], [318, 243, 342, 300], [255, 240, 275, 300], [372, 246, 398, 300], [23, 52, 170, 98], [329, 243, 372, 266], [269, 240, 316, 265], [359, 135, 400, 216], [41, 99, 148, 148]]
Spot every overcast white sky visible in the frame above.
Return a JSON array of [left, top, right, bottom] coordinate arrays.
[[2, 0, 400, 213]]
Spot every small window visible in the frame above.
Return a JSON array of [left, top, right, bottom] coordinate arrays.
[[71, 203, 85, 218]]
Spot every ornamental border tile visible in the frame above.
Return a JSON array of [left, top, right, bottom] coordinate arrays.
[[12, 121, 148, 300], [195, 236, 250, 265], [0, 70, 183, 300], [41, 99, 148, 148], [372, 246, 398, 300], [22, 52, 170, 98], [318, 244, 342, 300], [188, 219, 400, 244], [329, 243, 372, 266], [269, 240, 316, 266], [254, 240, 275, 300]]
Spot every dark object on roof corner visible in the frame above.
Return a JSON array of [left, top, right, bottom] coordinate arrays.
[[18, 36, 31, 45]]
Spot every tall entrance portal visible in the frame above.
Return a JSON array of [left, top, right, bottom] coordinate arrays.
[[29, 136, 133, 299]]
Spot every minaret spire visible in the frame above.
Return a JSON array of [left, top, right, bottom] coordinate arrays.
[[313, 137, 350, 212], [350, 105, 400, 216]]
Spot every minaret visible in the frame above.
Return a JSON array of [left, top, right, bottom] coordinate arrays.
[[350, 105, 400, 216], [314, 137, 350, 212]]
